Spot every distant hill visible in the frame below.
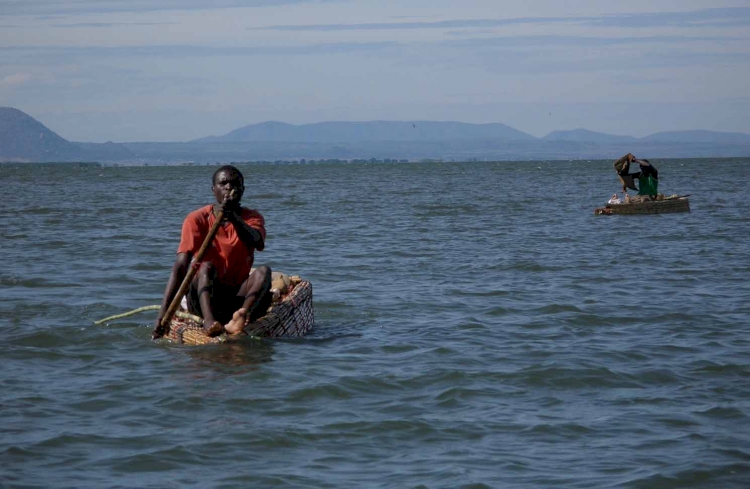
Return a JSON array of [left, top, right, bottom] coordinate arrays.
[[543, 128, 637, 143], [641, 130, 750, 144], [0, 107, 82, 161], [3, 106, 749, 163], [194, 120, 537, 143], [544, 127, 750, 145], [0, 107, 133, 162]]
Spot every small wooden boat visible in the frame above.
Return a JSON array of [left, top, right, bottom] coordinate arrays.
[[164, 277, 314, 346], [594, 196, 690, 216]]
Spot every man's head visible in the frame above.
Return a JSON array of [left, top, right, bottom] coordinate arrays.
[[212, 165, 245, 206]]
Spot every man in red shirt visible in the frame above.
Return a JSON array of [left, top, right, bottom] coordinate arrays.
[[154, 165, 272, 337]]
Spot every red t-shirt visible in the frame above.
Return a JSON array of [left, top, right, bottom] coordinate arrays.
[[177, 205, 266, 287]]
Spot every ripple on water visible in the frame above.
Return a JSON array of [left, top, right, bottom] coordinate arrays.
[[2, 160, 750, 487]]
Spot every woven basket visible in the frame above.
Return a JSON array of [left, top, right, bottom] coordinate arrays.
[[164, 280, 314, 345]]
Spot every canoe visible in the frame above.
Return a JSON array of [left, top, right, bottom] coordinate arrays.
[[164, 277, 314, 345], [594, 196, 690, 216]]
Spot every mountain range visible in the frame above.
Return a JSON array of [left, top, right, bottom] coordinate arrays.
[[193, 120, 536, 144], [2, 107, 749, 163], [0, 107, 134, 162]]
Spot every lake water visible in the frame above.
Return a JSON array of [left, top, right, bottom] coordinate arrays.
[[1, 158, 749, 488]]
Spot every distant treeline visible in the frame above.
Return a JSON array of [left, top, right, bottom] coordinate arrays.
[[5, 157, 749, 169], [0, 161, 102, 167], [108, 158, 414, 167]]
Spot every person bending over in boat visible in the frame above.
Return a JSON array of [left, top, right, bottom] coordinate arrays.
[[630, 159, 659, 198], [614, 153, 638, 194], [153, 165, 272, 338]]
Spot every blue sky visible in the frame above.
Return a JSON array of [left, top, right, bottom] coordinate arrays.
[[1, 0, 749, 142]]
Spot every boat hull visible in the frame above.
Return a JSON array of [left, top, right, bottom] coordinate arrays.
[[595, 197, 690, 215], [164, 280, 314, 345]]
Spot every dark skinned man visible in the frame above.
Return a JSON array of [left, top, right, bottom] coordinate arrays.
[[153, 165, 272, 338]]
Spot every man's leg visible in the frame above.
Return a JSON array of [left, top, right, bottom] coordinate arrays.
[[224, 265, 273, 335], [187, 261, 224, 336]]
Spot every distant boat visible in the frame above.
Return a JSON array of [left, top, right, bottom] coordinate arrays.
[[594, 196, 690, 215]]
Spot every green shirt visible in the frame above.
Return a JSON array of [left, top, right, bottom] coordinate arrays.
[[638, 174, 658, 196]]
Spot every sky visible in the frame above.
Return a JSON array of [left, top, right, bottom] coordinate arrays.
[[1, 0, 749, 142]]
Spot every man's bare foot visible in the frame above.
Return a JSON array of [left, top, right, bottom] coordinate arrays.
[[223, 308, 247, 335], [205, 320, 224, 337]]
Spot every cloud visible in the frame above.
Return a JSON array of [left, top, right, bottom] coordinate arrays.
[[254, 17, 570, 32], [2, 28, 741, 62], [0, 0, 319, 16], [583, 7, 750, 28], [50, 21, 179, 28], [257, 7, 750, 32], [0, 72, 32, 87], [442, 34, 745, 50], [0, 42, 401, 62]]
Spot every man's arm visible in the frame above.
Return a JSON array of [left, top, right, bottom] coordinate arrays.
[[153, 252, 191, 336], [634, 160, 657, 179], [226, 210, 265, 251]]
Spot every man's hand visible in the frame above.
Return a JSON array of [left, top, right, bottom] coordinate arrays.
[[218, 188, 240, 216], [152, 317, 166, 339], [219, 195, 236, 214], [223, 206, 241, 223]]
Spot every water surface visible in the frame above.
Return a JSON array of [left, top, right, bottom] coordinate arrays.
[[1, 159, 749, 488]]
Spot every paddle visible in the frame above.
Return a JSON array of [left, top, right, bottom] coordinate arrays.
[[152, 191, 235, 339]]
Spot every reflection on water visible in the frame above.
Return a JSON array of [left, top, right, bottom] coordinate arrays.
[[186, 340, 275, 374]]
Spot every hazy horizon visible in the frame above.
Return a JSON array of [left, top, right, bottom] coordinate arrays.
[[2, 1, 749, 143]]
